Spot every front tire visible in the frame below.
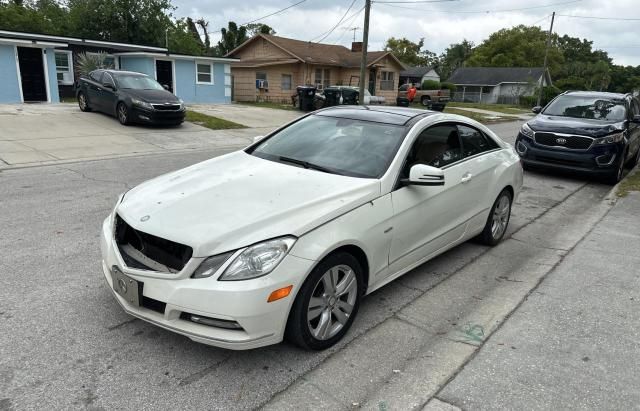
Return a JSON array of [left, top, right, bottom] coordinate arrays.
[[117, 102, 130, 125], [606, 152, 626, 185], [478, 189, 512, 246], [421, 96, 431, 107], [285, 252, 363, 350], [78, 92, 91, 112]]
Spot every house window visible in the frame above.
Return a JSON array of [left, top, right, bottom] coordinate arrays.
[[315, 68, 330, 89], [54, 51, 73, 85], [281, 74, 292, 91], [380, 71, 395, 90], [196, 62, 214, 84]]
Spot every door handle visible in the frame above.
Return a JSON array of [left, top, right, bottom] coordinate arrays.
[[461, 172, 473, 183]]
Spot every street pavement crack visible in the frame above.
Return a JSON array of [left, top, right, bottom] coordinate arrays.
[[178, 357, 231, 387], [107, 317, 138, 331], [58, 166, 131, 189]]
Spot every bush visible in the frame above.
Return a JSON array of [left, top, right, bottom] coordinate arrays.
[[421, 80, 441, 90], [519, 86, 561, 108], [440, 82, 456, 93]]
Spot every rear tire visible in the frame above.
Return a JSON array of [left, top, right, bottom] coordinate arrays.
[[78, 92, 91, 112], [478, 189, 512, 246], [628, 146, 640, 168], [285, 252, 363, 350], [421, 96, 431, 107]]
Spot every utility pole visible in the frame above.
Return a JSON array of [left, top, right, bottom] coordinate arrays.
[[358, 0, 371, 105], [537, 11, 555, 107], [350, 27, 360, 42]]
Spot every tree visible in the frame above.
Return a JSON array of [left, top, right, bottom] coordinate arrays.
[[438, 40, 474, 80], [167, 18, 206, 55], [384, 37, 437, 67], [215, 21, 248, 55], [466, 25, 565, 76], [245, 23, 275, 36]]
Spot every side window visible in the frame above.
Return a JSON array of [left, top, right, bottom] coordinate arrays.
[[458, 125, 499, 158], [102, 73, 115, 87], [403, 124, 463, 176], [89, 71, 103, 83], [631, 99, 640, 118]]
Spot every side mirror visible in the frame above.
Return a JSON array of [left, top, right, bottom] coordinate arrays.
[[532, 106, 542, 114], [632, 114, 640, 124], [162, 84, 170, 91], [102, 83, 115, 90], [403, 164, 445, 186], [253, 135, 265, 143]]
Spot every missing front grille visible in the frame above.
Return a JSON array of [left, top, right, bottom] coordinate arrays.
[[115, 214, 192, 272]]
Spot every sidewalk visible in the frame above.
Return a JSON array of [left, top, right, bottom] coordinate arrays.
[[433, 189, 640, 409], [449, 106, 533, 121]]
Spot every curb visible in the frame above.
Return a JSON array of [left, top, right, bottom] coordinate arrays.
[[604, 164, 640, 204]]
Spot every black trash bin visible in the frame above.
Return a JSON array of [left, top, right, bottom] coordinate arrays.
[[296, 86, 317, 111], [341, 88, 359, 105], [396, 97, 410, 107], [323, 87, 341, 107]]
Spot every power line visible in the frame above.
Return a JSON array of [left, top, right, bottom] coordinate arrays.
[[377, 0, 582, 14], [333, 9, 366, 44], [556, 14, 640, 21], [207, 0, 308, 34], [314, 0, 360, 43], [530, 13, 551, 26], [374, 0, 458, 3], [309, 2, 364, 42]]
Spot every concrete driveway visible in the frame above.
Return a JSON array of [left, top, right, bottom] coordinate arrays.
[[190, 103, 302, 129], [0, 104, 260, 168]]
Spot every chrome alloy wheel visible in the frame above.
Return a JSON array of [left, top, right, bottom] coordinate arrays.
[[491, 194, 511, 240], [78, 93, 87, 110], [117, 104, 128, 124], [307, 264, 358, 340]]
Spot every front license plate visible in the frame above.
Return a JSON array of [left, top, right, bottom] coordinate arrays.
[[111, 266, 141, 307]]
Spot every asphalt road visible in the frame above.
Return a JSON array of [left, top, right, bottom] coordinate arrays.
[[0, 120, 613, 410]]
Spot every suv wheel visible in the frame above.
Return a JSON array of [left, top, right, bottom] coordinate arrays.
[[421, 96, 431, 107], [607, 152, 626, 185]]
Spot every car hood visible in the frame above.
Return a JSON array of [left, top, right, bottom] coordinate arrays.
[[528, 115, 625, 137], [116, 151, 381, 257], [123, 89, 180, 104]]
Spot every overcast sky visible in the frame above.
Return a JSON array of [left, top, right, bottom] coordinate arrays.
[[172, 0, 640, 66]]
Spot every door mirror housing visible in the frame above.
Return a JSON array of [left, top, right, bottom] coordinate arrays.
[[162, 84, 170, 91], [253, 135, 265, 143], [632, 114, 640, 124], [532, 106, 542, 114], [403, 164, 445, 186], [102, 83, 115, 90]]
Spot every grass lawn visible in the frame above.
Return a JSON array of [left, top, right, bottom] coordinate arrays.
[[447, 102, 530, 115], [60, 96, 77, 103], [185, 110, 247, 130], [236, 101, 298, 111], [443, 107, 513, 124], [617, 167, 640, 197]]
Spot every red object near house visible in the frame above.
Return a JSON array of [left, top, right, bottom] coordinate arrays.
[[407, 85, 417, 102]]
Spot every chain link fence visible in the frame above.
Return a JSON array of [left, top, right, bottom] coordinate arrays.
[[450, 92, 528, 105]]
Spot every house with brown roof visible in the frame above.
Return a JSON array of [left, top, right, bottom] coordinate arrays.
[[226, 34, 405, 104]]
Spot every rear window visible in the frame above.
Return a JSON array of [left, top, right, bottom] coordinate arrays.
[[543, 95, 627, 122]]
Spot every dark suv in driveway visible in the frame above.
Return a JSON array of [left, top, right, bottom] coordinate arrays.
[[515, 91, 640, 184]]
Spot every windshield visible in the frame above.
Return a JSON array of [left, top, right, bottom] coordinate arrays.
[[543, 95, 627, 122], [250, 115, 406, 178], [115, 74, 164, 90]]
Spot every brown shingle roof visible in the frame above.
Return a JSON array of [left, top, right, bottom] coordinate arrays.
[[228, 34, 404, 69]]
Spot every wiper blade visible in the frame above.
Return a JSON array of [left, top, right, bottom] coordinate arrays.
[[278, 156, 340, 175]]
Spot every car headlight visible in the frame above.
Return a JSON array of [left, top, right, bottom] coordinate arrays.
[[520, 123, 534, 139], [594, 132, 624, 145], [131, 98, 153, 110], [110, 191, 128, 230], [192, 251, 235, 279], [218, 237, 296, 281], [178, 98, 185, 109]]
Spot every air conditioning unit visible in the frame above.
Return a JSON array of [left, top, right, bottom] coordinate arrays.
[[256, 79, 269, 89]]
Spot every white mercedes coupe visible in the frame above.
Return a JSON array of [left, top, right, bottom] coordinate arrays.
[[101, 106, 523, 350]]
